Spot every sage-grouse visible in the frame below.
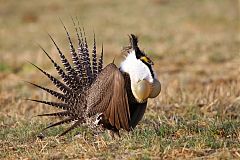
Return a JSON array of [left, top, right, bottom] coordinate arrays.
[[27, 22, 161, 136]]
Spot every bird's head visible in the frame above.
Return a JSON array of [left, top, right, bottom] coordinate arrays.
[[129, 34, 154, 65], [120, 34, 161, 103]]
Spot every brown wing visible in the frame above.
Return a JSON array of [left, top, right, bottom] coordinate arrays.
[[86, 63, 130, 131]]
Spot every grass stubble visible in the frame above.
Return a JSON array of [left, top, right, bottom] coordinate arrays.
[[0, 0, 239, 159]]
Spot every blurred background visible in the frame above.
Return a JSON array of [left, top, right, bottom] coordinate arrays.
[[1, 0, 239, 107], [0, 0, 238, 64], [0, 0, 239, 159]]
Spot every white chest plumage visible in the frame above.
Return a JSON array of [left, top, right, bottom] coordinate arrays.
[[120, 50, 161, 103], [120, 51, 154, 84]]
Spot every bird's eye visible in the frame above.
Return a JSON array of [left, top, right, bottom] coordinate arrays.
[[140, 56, 154, 65]]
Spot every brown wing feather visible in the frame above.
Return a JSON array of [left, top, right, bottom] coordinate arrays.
[[114, 104, 120, 129], [87, 63, 130, 131]]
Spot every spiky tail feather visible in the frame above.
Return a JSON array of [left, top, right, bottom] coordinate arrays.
[[27, 20, 103, 136]]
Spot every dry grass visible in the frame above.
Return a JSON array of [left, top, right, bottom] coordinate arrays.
[[0, 0, 239, 159]]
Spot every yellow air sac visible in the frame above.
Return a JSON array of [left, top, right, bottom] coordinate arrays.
[[149, 79, 161, 98], [132, 80, 151, 103]]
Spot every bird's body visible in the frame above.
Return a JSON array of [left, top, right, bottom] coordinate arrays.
[[27, 22, 161, 136]]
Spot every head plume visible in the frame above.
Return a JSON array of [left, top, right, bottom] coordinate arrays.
[[122, 34, 142, 57], [129, 34, 139, 50]]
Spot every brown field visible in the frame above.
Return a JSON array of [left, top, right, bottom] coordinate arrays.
[[0, 0, 239, 159]]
